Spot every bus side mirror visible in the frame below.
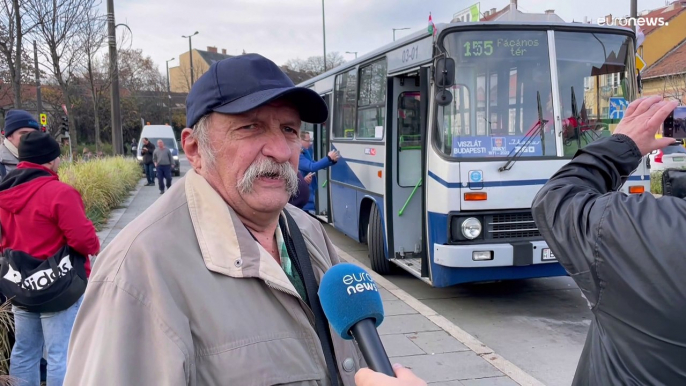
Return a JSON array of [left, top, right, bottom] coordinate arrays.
[[435, 57, 455, 88]]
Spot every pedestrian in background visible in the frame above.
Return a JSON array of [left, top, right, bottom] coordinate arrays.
[[153, 139, 173, 194], [298, 131, 339, 212], [140, 138, 155, 186], [0, 131, 99, 386], [288, 171, 313, 209], [0, 110, 40, 180]]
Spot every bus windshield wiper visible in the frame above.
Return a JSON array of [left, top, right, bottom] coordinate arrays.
[[499, 91, 548, 172]]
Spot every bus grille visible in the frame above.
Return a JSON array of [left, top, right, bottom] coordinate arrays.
[[485, 212, 541, 239]]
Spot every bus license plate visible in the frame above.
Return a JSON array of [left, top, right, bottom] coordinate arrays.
[[542, 248, 556, 261]]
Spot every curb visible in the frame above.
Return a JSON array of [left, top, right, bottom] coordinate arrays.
[[96, 178, 145, 245], [334, 246, 545, 386]]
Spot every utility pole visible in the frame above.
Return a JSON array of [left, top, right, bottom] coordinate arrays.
[[33, 41, 42, 116], [393, 27, 410, 42], [107, 0, 123, 155], [166, 57, 175, 126], [630, 0, 637, 32], [322, 0, 327, 72], [182, 32, 199, 87]]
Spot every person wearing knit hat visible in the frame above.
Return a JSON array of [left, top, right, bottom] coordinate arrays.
[[0, 109, 40, 180], [0, 130, 99, 386]]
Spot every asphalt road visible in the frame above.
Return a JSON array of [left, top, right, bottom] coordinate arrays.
[[324, 226, 591, 386], [176, 156, 586, 385]]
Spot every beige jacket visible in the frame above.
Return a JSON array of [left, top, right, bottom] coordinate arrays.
[[64, 169, 365, 385]]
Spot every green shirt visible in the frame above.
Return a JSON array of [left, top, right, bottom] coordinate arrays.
[[275, 222, 308, 303]]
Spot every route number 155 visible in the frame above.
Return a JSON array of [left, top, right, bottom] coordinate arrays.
[[464, 40, 494, 57]]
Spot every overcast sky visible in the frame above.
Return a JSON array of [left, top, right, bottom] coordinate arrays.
[[108, 0, 670, 75]]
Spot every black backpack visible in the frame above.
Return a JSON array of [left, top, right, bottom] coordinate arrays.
[[0, 245, 88, 313]]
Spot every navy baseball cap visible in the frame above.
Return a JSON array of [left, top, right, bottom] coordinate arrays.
[[185, 54, 328, 128]]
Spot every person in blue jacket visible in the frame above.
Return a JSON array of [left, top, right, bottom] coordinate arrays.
[[298, 131, 339, 212]]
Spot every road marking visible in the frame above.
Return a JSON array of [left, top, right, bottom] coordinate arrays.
[[335, 246, 546, 386]]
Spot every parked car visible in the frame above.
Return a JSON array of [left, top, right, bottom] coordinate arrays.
[[649, 143, 686, 171], [136, 125, 181, 176]]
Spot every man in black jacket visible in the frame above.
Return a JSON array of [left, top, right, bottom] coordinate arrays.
[[140, 138, 155, 186], [532, 95, 683, 385]]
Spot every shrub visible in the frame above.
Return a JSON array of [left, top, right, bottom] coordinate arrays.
[[0, 300, 12, 381], [651, 171, 663, 195], [59, 157, 142, 228]]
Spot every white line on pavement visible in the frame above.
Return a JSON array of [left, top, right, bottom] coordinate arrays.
[[334, 246, 546, 386]]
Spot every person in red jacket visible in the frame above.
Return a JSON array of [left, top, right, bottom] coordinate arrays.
[[0, 130, 99, 385]]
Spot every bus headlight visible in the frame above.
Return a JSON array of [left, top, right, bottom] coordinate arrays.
[[461, 217, 482, 240]]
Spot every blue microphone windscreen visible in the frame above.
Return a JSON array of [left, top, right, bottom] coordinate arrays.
[[318, 263, 384, 340]]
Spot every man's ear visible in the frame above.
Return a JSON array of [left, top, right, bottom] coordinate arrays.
[[181, 128, 202, 172]]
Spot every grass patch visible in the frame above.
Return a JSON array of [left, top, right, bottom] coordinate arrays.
[[59, 157, 142, 230]]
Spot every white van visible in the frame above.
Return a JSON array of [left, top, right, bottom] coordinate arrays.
[[137, 125, 181, 176]]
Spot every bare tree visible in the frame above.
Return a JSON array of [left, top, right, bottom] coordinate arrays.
[[26, 0, 96, 148], [81, 8, 109, 151], [284, 52, 346, 77], [662, 69, 686, 105], [0, 0, 35, 108]]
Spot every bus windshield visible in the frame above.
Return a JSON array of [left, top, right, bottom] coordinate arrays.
[[434, 29, 635, 160], [554, 31, 635, 157], [436, 30, 556, 159]]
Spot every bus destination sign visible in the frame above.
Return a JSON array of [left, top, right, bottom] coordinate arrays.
[[460, 37, 543, 59]]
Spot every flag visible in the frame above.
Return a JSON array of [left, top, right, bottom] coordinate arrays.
[[428, 13, 436, 36], [636, 25, 645, 51]]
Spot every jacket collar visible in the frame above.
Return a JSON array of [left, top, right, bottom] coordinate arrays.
[[184, 169, 298, 294]]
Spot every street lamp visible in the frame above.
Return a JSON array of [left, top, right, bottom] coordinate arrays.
[[346, 51, 358, 59], [393, 27, 410, 41], [182, 31, 199, 86], [166, 57, 175, 126], [321, 0, 327, 72]]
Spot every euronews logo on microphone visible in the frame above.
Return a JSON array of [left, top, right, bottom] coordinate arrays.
[[342, 271, 379, 295]]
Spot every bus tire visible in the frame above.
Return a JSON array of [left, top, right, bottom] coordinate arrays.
[[368, 203, 391, 275]]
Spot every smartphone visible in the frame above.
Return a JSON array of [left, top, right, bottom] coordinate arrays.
[[306, 172, 315, 178], [663, 106, 686, 139]]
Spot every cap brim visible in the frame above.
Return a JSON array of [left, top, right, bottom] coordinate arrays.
[[212, 87, 328, 124]]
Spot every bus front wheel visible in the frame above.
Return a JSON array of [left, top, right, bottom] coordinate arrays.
[[367, 203, 391, 275]]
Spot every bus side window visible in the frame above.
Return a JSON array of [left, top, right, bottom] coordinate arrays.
[[398, 91, 422, 187], [398, 92, 422, 150]]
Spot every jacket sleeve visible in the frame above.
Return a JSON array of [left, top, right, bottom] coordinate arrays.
[[531, 134, 685, 309], [298, 153, 334, 174], [153, 150, 159, 164], [65, 281, 192, 385], [54, 186, 100, 257]]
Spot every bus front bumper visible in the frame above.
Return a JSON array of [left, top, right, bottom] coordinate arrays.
[[433, 240, 558, 268]]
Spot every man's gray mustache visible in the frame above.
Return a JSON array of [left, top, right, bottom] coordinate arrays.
[[237, 158, 298, 196]]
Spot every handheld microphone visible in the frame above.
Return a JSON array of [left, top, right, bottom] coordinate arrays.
[[318, 263, 395, 377]]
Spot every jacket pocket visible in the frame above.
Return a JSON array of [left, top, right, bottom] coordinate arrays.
[[194, 331, 327, 386]]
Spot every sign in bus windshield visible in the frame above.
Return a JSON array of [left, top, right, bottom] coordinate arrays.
[[458, 32, 547, 60], [452, 136, 543, 157]]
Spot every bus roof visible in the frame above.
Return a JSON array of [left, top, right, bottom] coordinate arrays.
[[296, 21, 634, 88]]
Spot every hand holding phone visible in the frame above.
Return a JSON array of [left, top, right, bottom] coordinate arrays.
[[662, 106, 686, 139]]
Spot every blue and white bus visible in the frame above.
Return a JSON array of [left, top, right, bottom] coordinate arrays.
[[298, 21, 649, 287]]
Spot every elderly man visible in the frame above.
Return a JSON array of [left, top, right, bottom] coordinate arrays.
[[0, 110, 40, 180], [64, 54, 365, 385]]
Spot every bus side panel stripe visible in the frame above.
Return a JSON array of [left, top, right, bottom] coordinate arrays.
[[428, 170, 650, 189]]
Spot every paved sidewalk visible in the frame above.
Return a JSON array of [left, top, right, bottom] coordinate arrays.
[[95, 177, 544, 386], [96, 179, 170, 249]]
